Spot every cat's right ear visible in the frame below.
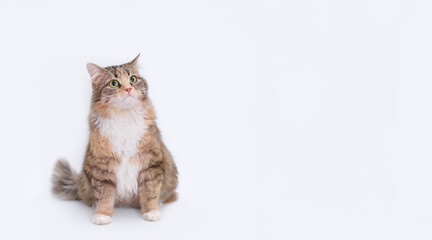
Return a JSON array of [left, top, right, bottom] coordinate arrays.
[[87, 63, 105, 83]]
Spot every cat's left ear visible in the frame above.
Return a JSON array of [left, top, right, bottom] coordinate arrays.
[[128, 53, 140, 66]]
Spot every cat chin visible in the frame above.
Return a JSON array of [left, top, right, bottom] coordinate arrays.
[[115, 96, 139, 109]]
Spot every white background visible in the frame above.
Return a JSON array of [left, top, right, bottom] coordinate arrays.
[[0, 0, 432, 239]]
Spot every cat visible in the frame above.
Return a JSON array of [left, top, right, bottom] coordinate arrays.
[[51, 54, 178, 225]]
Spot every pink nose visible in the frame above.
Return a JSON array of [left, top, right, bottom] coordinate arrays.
[[125, 88, 132, 94]]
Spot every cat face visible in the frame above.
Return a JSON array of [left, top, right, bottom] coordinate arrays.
[[87, 55, 148, 109]]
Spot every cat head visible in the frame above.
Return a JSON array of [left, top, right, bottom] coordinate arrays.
[[87, 54, 148, 110]]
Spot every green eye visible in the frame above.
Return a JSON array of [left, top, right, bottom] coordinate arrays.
[[129, 75, 137, 84], [109, 80, 120, 88]]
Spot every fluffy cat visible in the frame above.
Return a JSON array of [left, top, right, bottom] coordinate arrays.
[[51, 54, 178, 225]]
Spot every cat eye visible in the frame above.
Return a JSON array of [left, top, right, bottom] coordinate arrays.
[[129, 75, 137, 84], [109, 80, 120, 88]]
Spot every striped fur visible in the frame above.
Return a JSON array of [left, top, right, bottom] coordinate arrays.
[[51, 54, 178, 224]]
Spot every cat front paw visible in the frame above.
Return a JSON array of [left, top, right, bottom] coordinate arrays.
[[92, 214, 113, 225], [142, 210, 160, 221]]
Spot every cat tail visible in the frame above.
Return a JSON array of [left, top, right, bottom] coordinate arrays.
[[51, 159, 80, 200]]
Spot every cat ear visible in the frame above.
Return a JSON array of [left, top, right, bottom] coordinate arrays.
[[127, 53, 140, 67], [87, 63, 105, 83]]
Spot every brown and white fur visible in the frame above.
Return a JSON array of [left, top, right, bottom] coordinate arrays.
[[51, 54, 178, 225]]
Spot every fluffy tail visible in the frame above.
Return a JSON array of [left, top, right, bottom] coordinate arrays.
[[51, 159, 80, 200]]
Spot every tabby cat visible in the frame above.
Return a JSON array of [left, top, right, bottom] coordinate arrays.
[[51, 55, 178, 225]]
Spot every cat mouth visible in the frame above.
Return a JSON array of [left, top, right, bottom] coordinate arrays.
[[124, 94, 136, 99], [114, 95, 139, 108]]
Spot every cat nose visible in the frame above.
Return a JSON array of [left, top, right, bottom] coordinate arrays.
[[125, 88, 132, 94]]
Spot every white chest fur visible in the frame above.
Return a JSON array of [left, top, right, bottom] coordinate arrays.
[[96, 109, 148, 200]]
